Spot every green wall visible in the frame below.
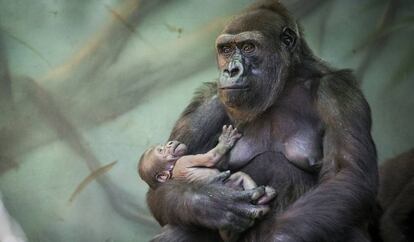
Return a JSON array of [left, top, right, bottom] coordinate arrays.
[[0, 0, 413, 241]]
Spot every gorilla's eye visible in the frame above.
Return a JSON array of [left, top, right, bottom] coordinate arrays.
[[242, 42, 255, 53], [281, 27, 297, 48], [220, 45, 233, 56]]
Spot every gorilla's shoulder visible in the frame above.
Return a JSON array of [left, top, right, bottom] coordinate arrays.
[[316, 69, 370, 122], [193, 81, 218, 101], [181, 81, 219, 117], [321, 69, 359, 88], [317, 69, 363, 100]]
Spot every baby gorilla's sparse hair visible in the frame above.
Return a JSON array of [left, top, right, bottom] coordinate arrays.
[[138, 146, 167, 189]]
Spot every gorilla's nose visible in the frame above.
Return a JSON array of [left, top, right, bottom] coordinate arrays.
[[229, 67, 240, 78], [225, 59, 244, 79]]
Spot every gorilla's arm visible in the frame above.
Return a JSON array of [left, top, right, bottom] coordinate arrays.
[[147, 177, 268, 230], [273, 72, 378, 241], [146, 82, 268, 230], [168, 82, 229, 154]]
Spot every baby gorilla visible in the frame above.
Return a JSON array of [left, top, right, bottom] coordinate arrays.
[[138, 125, 275, 242]]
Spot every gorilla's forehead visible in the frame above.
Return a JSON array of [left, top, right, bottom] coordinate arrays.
[[215, 31, 265, 45], [223, 9, 287, 36]]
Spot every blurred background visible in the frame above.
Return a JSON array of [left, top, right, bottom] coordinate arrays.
[[0, 0, 413, 241]]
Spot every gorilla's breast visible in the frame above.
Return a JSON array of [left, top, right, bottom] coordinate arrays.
[[227, 82, 323, 173], [226, 118, 273, 170]]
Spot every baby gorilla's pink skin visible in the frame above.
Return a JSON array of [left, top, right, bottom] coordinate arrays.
[[164, 140, 188, 159]]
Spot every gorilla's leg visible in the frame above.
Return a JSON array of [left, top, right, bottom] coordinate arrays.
[[150, 225, 223, 242]]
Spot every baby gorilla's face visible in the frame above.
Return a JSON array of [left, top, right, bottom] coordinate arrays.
[[151, 141, 188, 184]]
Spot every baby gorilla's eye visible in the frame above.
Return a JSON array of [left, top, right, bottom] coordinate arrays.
[[242, 42, 255, 53]]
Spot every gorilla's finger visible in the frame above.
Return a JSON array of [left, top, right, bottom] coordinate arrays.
[[234, 204, 270, 220], [235, 186, 265, 201], [250, 205, 270, 219], [251, 186, 266, 200], [211, 170, 231, 183]]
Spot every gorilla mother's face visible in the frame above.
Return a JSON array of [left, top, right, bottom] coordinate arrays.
[[215, 9, 297, 120]]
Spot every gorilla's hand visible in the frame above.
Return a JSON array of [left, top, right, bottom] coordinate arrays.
[[191, 171, 271, 232]]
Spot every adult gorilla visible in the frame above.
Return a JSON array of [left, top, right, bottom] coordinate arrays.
[[146, 1, 378, 241]]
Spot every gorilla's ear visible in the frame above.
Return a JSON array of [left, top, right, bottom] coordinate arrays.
[[280, 27, 297, 49]]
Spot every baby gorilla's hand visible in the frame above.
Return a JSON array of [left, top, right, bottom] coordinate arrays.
[[219, 125, 242, 148]]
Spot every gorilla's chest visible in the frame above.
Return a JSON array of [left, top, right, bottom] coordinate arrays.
[[227, 86, 323, 172]]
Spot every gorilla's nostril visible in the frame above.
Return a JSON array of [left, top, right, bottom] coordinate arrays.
[[230, 67, 240, 77]]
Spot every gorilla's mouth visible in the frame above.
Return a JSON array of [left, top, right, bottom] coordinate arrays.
[[219, 85, 250, 91]]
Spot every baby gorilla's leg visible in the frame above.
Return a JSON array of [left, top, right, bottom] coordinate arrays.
[[219, 172, 276, 241], [257, 186, 276, 205], [225, 171, 256, 190], [226, 172, 276, 205]]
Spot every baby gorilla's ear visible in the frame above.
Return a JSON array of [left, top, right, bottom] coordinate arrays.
[[156, 171, 171, 183]]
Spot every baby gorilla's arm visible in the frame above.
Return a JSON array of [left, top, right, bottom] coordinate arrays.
[[180, 125, 241, 168]]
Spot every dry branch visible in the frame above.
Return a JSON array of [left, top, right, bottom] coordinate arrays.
[[23, 76, 157, 227]]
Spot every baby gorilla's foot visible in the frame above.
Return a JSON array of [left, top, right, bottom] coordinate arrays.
[[256, 186, 276, 205]]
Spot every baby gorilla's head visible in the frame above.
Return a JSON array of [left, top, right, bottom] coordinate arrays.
[[138, 140, 188, 188]]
